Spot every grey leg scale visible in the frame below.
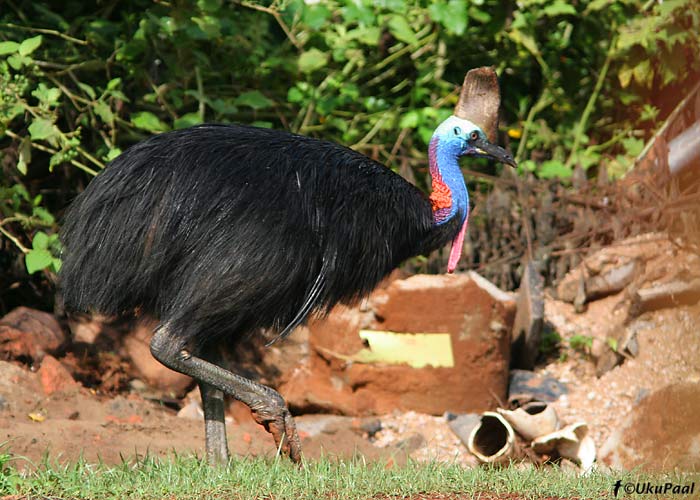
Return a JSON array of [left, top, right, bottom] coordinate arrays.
[[199, 382, 229, 464], [150, 324, 302, 462]]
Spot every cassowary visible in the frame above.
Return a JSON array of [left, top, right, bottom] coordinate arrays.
[[59, 67, 515, 464]]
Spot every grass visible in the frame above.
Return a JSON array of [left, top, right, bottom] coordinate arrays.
[[0, 451, 691, 500]]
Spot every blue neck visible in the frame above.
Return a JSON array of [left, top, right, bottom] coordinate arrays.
[[429, 137, 469, 226]]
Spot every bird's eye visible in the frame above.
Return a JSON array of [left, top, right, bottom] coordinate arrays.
[[470, 131, 479, 141], [453, 126, 461, 136]]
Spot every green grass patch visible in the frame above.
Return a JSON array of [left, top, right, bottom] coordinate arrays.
[[0, 450, 690, 500]]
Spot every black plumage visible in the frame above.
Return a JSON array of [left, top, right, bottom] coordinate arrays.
[[61, 124, 460, 350]]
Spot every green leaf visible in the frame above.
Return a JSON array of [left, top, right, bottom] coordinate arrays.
[[106, 78, 122, 91], [576, 149, 601, 170], [622, 137, 644, 157], [28, 118, 56, 141], [16, 158, 28, 176], [469, 6, 491, 24], [234, 91, 273, 110], [298, 48, 328, 73], [538, 160, 572, 179], [399, 110, 420, 129], [387, 16, 418, 44], [25, 248, 53, 274], [32, 231, 50, 250], [658, 0, 691, 16], [0, 41, 19, 56], [287, 86, 305, 103], [429, 0, 467, 35], [17, 138, 31, 175], [77, 82, 97, 100], [32, 84, 62, 106], [343, 2, 375, 25], [302, 5, 331, 30], [543, 0, 576, 17], [444, 0, 468, 34], [7, 54, 30, 69], [174, 112, 202, 129], [105, 148, 122, 162], [94, 101, 114, 124], [197, 0, 222, 13], [633, 59, 653, 88], [18, 35, 42, 56], [50, 257, 62, 273], [33, 207, 55, 224], [349, 26, 381, 46], [618, 63, 634, 88], [192, 16, 221, 38], [131, 111, 169, 132], [585, 0, 615, 13], [508, 29, 542, 60], [251, 120, 273, 128]]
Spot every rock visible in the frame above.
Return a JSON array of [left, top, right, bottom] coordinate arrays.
[[281, 272, 515, 416], [629, 278, 700, 318], [123, 322, 192, 397], [68, 316, 103, 344], [0, 307, 66, 361], [595, 323, 641, 377], [445, 412, 480, 448], [295, 415, 359, 438], [511, 260, 544, 369], [38, 355, 78, 395], [508, 369, 567, 403], [599, 383, 700, 471], [394, 433, 426, 453], [177, 399, 204, 420], [129, 379, 148, 392], [358, 417, 382, 437], [594, 349, 624, 378], [557, 259, 640, 304]]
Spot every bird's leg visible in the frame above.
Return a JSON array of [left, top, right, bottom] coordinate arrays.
[[198, 347, 230, 464], [150, 324, 302, 462], [199, 381, 229, 465]]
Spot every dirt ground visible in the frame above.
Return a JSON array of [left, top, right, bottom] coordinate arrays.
[[0, 235, 699, 477]]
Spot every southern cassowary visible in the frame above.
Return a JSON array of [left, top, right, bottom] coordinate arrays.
[[59, 67, 515, 463]]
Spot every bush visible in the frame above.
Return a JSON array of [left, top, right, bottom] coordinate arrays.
[[1, 0, 698, 310]]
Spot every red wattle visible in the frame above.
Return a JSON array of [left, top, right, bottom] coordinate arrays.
[[447, 218, 468, 273]]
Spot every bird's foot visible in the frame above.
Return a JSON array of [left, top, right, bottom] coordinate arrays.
[[252, 407, 302, 463]]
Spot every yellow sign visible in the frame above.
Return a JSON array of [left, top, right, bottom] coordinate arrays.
[[350, 330, 454, 368]]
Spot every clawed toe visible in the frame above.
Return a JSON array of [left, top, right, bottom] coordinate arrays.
[[253, 408, 302, 463]]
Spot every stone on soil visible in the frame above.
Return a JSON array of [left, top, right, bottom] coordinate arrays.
[[0, 307, 65, 361], [599, 383, 700, 471], [123, 322, 192, 397], [38, 355, 78, 395], [281, 272, 515, 416]]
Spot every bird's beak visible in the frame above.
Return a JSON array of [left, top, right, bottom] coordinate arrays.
[[472, 138, 517, 167]]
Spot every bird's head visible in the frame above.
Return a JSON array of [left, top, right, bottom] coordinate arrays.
[[433, 115, 516, 168]]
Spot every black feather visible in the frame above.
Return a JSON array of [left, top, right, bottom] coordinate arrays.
[[60, 124, 461, 352]]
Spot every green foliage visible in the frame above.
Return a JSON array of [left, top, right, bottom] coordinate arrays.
[[0, 0, 698, 286], [569, 334, 593, 355], [540, 328, 562, 356], [25, 231, 62, 274]]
